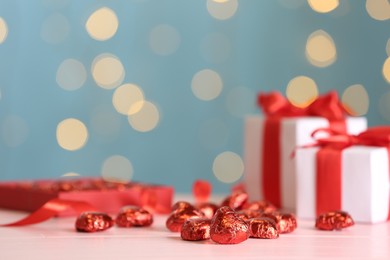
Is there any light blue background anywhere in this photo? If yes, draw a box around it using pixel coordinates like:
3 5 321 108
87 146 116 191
0 0 389 193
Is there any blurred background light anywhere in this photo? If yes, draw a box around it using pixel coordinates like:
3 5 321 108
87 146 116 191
56 59 87 91
0 17 8 44
286 76 318 108
86 7 118 41
213 151 244 183
56 118 88 151
306 30 337 67
307 0 339 13
342 84 369 116
91 53 125 89
191 69 223 101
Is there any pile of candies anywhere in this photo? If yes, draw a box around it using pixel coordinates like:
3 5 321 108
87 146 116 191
75 180 354 243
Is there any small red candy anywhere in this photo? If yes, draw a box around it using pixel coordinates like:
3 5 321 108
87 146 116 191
220 191 248 211
236 209 262 221
195 202 219 219
115 206 153 227
315 211 354 231
75 212 114 232
181 218 211 241
210 206 249 244
247 217 279 239
192 179 212 203
261 212 297 234
171 201 195 214
243 200 277 213
166 208 204 232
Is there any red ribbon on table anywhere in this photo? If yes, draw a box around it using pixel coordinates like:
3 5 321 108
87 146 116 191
1 198 96 227
307 127 390 218
257 91 349 208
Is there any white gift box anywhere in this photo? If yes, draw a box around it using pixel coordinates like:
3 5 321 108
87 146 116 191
295 146 390 223
243 115 367 211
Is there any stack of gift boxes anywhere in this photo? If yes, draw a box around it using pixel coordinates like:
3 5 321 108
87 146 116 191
243 91 390 224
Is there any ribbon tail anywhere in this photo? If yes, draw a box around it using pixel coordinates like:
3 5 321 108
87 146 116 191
2 198 96 227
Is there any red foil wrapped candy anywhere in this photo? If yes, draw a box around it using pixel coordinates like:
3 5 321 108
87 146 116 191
181 218 211 241
115 206 153 227
75 212 114 232
261 212 297 234
220 191 248 211
243 200 277 213
247 217 279 239
210 206 249 244
195 202 219 219
166 208 204 232
315 211 354 231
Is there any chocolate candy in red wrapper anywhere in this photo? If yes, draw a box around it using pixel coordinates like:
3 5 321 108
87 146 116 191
220 191 248 211
210 206 249 244
181 218 211 241
247 217 279 239
261 212 297 234
171 201 195 214
243 200 277 213
115 206 153 227
236 209 262 221
75 212 114 232
315 211 354 231
166 208 204 232
195 202 219 219
192 179 212 203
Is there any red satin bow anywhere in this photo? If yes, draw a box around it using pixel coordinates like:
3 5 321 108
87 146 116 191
308 126 390 218
311 126 390 149
257 91 348 208
258 90 348 120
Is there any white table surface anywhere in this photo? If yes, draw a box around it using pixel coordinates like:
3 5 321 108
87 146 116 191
1 196 390 260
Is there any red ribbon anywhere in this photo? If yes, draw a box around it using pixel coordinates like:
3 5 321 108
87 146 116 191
258 91 348 208
308 127 390 219
1 199 96 227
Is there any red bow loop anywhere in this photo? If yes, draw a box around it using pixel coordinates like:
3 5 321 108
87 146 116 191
257 92 302 117
257 91 348 120
306 91 347 120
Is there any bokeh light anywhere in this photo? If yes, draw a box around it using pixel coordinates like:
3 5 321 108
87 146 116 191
306 30 337 67
112 83 145 115
101 155 133 183
307 0 339 13
56 118 88 151
91 53 125 89
56 59 87 91
379 91 390 121
286 76 319 108
341 84 369 116
128 100 160 132
366 0 390 21
198 119 229 149
41 13 70 44
213 151 244 183
90 104 122 140
207 0 239 20
225 86 256 117
383 56 390 83
86 7 118 41
1 115 29 148
200 32 231 63
0 17 8 44
149 24 181 56
191 69 223 101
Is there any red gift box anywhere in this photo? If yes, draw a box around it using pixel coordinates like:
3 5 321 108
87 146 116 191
0 177 174 216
